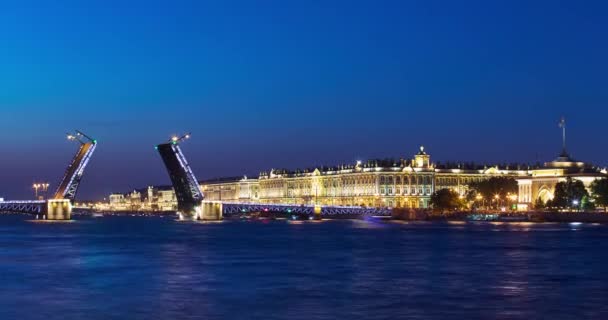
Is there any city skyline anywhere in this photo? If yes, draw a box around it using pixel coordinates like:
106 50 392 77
2 3 608 319
2 1 608 200
5 122 605 202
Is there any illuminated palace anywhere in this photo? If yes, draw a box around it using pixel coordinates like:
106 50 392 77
198 146 532 209
104 144 606 212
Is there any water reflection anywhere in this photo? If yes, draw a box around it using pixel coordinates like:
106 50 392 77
0 215 607 319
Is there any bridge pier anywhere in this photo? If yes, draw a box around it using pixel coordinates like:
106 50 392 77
0 199 72 220
45 199 72 220
314 205 322 220
201 201 223 220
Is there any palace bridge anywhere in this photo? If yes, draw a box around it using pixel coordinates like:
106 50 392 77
1 130 387 220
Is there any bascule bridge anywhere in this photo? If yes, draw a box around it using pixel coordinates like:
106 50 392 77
156 134 221 220
0 131 97 220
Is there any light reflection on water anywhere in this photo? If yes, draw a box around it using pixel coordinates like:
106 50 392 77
0 214 607 319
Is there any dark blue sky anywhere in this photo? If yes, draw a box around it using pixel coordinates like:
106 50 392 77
1 0 607 200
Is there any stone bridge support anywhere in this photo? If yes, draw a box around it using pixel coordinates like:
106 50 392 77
201 201 223 220
46 199 72 220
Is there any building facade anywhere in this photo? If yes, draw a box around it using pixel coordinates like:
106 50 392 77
108 190 142 211
517 151 607 207
122 146 536 211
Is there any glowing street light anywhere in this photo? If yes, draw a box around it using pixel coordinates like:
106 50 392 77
169 133 192 144
33 183 40 199
41 183 50 199
33 182 50 200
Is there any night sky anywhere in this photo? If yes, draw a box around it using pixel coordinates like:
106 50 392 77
1 0 607 200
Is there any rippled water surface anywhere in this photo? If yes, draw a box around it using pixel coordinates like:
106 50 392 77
0 215 607 319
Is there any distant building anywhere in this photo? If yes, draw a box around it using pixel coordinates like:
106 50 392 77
109 193 126 210
517 151 606 208
127 190 142 210
516 119 607 209
108 191 143 211
199 177 241 201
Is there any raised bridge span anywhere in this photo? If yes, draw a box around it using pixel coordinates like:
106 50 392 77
157 134 392 221
0 131 97 220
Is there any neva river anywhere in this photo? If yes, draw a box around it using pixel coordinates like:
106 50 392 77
1 215 607 320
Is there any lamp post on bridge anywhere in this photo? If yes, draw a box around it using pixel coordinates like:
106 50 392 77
42 183 50 200
33 183 40 199
33 182 51 200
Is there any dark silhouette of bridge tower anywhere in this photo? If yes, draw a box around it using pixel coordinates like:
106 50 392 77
157 134 219 220
0 131 97 220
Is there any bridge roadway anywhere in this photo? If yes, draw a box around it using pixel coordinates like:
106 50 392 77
0 199 73 219
200 201 392 220
0 200 46 214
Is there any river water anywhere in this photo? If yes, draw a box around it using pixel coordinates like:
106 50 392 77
0 214 607 319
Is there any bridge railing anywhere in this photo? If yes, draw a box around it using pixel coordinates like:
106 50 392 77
0 201 46 214
216 201 392 217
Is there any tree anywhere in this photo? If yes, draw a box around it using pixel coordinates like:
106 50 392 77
430 189 465 213
591 179 608 211
581 195 596 211
551 177 589 210
468 177 518 209
534 197 546 210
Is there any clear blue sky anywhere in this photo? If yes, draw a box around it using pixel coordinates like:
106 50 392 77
1 0 607 200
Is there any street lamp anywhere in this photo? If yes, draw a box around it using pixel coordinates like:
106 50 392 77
475 194 483 209
42 183 50 199
33 184 40 199
572 199 579 211
494 194 500 210
33 182 50 200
